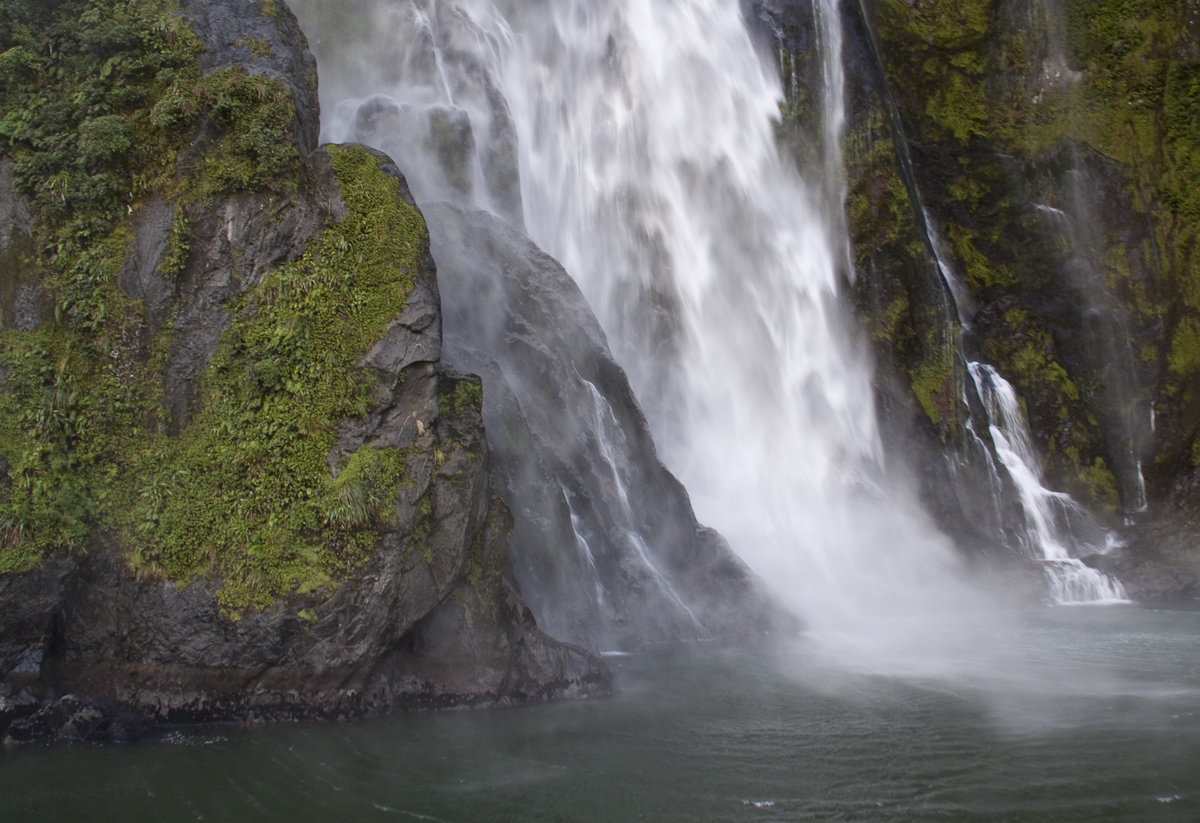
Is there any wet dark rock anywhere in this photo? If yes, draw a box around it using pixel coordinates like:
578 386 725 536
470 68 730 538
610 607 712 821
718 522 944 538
0 558 75 690
0 159 33 249
1092 511 1200 603
427 202 795 651
368 500 613 709
118 196 176 342
0 158 40 333
3 696 147 746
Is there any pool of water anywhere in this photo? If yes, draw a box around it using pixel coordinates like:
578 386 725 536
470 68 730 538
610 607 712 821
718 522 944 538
2 605 1198 821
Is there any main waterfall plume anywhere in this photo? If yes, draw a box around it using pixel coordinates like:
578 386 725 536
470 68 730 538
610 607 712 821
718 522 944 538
296 0 980 637
490 0 975 627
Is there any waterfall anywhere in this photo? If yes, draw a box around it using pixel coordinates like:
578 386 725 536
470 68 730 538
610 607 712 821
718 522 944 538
298 0 1003 635
1031 0 1149 517
923 188 1128 604
968 363 1129 604
491 0 970 625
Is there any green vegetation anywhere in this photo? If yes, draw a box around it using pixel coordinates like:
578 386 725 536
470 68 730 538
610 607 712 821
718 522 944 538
924 65 990 144
437 375 483 418
947 222 1015 291
1078 456 1120 511
0 1 431 615
873 0 995 143
911 346 956 426
859 0 1200 501
121 145 425 615
979 305 1119 509
1168 316 1200 376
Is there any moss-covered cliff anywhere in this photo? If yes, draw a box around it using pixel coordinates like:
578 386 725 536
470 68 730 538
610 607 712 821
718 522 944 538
0 0 607 742
0 0 321 599
852 0 1200 518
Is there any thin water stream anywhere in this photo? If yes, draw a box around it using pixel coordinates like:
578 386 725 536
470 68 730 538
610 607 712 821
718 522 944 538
968 363 1129 603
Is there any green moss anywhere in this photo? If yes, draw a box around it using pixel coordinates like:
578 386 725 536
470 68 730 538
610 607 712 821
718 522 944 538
948 222 1015 290
911 346 955 426
0 328 103 562
0 0 306 579
1079 456 1120 512
1168 316 1200 376
123 145 426 615
437 374 483 417
947 175 985 211
874 295 910 343
990 311 1081 402
248 36 272 58
925 69 990 143
190 66 298 197
878 0 994 50
158 206 189 279
1011 341 1079 400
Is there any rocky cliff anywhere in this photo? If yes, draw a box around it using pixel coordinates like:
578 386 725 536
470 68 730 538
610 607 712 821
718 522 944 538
759 0 1200 597
0 0 607 743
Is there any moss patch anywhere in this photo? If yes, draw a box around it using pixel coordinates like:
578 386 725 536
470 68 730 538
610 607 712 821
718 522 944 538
910 345 956 426
437 373 483 417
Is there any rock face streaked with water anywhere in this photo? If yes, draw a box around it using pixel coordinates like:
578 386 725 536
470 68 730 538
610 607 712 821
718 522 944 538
303 0 801 650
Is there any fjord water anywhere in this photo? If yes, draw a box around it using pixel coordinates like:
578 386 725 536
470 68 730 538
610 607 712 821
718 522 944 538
3 607 1199 821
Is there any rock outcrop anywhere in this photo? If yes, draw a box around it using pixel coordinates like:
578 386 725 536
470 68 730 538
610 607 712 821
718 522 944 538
0 0 607 743
428 203 791 651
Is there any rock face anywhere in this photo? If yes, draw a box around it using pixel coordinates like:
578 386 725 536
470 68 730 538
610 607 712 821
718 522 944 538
756 0 1200 593
0 0 607 743
1088 519 1200 603
427 203 791 651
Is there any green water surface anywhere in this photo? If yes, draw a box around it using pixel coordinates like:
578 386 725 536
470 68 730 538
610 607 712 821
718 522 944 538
2 606 1198 822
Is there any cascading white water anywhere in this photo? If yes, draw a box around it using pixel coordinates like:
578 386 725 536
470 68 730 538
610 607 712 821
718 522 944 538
301 0 1057 638
923 187 1128 605
488 0 971 626
967 363 1129 604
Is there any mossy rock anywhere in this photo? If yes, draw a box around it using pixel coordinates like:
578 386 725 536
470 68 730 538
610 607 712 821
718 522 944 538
0 1 441 615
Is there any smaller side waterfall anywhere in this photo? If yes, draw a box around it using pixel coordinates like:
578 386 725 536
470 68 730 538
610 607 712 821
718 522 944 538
968 363 1128 604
